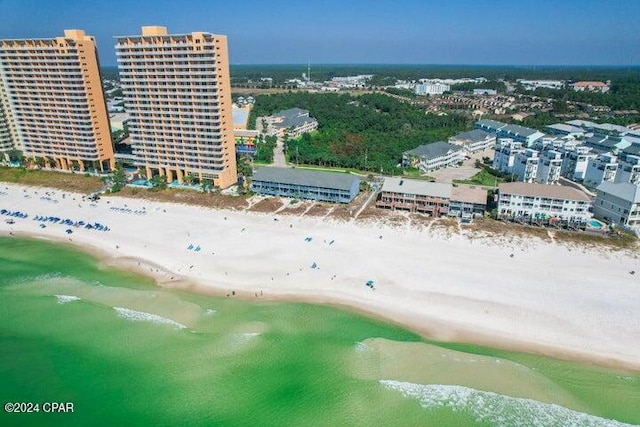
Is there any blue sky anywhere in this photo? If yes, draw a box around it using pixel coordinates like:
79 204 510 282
0 0 638 66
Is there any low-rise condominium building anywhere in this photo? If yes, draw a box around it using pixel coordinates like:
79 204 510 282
594 182 640 234
251 167 360 203
376 178 486 218
262 108 318 138
615 145 640 185
449 129 495 153
497 182 592 224
402 141 464 173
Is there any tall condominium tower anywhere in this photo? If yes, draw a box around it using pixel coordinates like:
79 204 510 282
115 26 237 188
0 30 114 171
0 80 15 154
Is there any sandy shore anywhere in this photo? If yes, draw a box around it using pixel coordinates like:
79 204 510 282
1 183 639 371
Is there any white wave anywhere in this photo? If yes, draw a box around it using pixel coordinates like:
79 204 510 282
239 332 260 341
55 294 80 304
227 332 260 346
114 307 186 329
355 341 374 352
379 380 637 427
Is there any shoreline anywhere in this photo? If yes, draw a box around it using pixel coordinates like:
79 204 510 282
2 183 640 373
8 231 640 374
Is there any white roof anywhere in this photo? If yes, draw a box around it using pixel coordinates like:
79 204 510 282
381 178 452 198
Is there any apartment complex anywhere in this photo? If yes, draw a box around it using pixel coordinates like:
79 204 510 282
570 81 610 93
251 167 360 203
594 182 640 233
115 26 236 188
377 178 452 216
448 129 495 153
260 108 318 138
616 146 640 185
376 177 487 219
415 83 450 95
497 182 592 224
493 138 524 175
0 29 114 171
402 141 463 173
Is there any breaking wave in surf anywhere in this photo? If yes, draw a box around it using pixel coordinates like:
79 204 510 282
379 380 637 427
55 294 80 304
114 307 186 329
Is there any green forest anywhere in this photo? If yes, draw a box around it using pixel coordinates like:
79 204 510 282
249 92 469 173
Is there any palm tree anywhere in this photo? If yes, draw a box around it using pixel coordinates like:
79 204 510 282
184 173 195 185
201 179 213 193
150 174 167 190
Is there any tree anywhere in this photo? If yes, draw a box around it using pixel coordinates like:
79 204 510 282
201 179 213 193
111 129 125 144
184 173 195 185
7 149 23 165
236 156 253 178
552 99 568 114
150 174 167 190
282 131 290 153
111 164 127 192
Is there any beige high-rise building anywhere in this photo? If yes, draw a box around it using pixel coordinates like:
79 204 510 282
0 78 15 154
115 26 237 188
0 29 114 171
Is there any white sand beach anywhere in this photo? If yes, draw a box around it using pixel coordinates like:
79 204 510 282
1 183 639 371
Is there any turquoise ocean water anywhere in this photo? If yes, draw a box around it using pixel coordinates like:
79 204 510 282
1 237 639 426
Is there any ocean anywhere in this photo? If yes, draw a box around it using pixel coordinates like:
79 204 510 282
1 236 638 426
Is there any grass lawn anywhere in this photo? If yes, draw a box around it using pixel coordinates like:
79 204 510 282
454 168 504 187
0 167 104 193
290 163 374 176
401 168 435 181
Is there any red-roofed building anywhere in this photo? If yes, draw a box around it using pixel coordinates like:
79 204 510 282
570 81 610 93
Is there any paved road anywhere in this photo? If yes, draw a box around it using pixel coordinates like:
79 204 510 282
271 138 288 168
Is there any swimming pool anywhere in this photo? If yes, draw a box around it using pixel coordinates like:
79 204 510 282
588 220 603 229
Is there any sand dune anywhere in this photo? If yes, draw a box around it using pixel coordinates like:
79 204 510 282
1 183 639 371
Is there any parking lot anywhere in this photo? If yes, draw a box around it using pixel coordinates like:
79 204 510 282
428 148 493 183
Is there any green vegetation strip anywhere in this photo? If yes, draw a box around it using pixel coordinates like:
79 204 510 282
454 169 504 187
0 167 104 194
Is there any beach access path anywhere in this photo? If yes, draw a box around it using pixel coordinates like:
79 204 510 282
1 183 639 372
